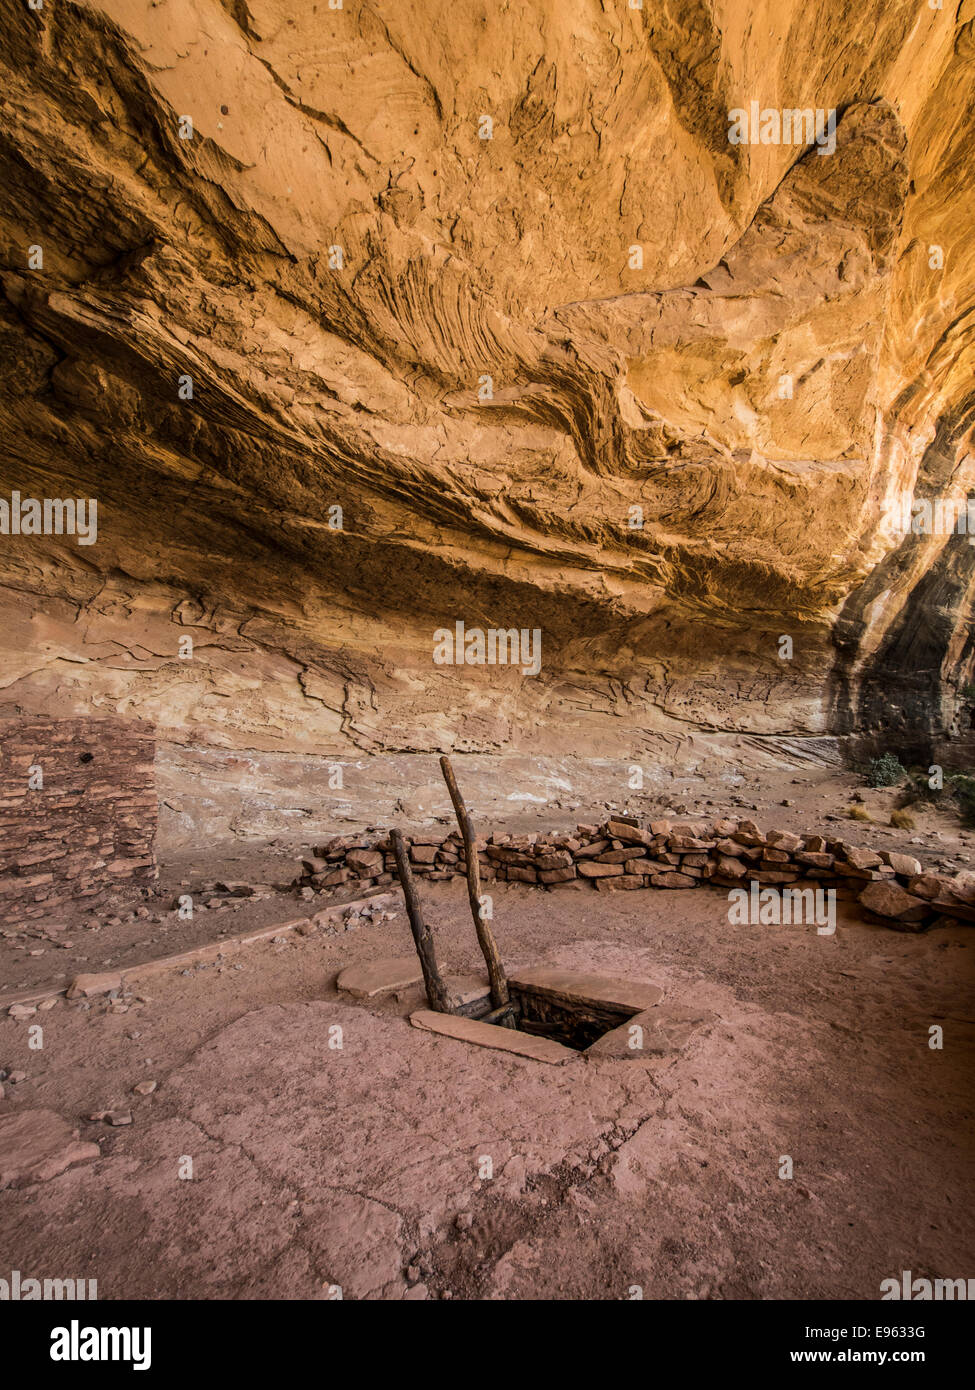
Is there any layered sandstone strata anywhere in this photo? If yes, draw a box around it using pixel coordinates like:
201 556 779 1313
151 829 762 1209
0 3 973 764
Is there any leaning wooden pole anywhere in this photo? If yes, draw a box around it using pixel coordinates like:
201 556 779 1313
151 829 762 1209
439 755 511 1017
390 828 453 1014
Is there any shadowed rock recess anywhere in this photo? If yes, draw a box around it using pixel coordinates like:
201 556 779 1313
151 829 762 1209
1 2 974 773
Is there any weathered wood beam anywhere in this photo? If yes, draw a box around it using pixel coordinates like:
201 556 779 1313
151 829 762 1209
439 754 511 1020
390 828 453 1014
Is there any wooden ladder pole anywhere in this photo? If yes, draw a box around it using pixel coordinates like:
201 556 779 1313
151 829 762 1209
439 755 511 1018
390 828 453 1014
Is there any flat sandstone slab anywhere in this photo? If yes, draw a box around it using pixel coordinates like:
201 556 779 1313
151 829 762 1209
508 966 663 1014
0 1110 100 1190
409 1010 576 1065
444 973 491 1010
586 1006 716 1060
337 955 425 998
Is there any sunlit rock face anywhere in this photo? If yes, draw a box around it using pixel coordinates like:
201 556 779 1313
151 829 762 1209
0 0 973 767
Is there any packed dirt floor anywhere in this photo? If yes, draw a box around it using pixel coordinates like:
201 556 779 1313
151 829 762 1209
2 868 973 1299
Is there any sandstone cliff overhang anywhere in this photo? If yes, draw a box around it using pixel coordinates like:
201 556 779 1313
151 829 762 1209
0 2 973 757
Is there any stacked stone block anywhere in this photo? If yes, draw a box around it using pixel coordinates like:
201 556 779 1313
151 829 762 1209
0 718 157 921
294 815 975 932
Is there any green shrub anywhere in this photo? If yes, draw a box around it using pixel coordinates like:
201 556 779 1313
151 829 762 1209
899 772 936 807
951 774 975 827
899 768 975 826
866 753 906 788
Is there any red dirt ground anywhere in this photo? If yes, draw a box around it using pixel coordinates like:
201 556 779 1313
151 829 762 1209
1 873 972 1300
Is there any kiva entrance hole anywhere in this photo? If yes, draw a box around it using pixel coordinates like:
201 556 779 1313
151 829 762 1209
501 985 639 1051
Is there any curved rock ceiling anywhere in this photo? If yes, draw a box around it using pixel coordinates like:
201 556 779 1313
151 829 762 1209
1 0 973 762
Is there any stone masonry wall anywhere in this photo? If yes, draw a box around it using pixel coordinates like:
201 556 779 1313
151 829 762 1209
294 816 975 932
0 718 157 923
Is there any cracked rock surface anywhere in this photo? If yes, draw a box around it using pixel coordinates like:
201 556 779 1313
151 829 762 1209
1 880 971 1298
